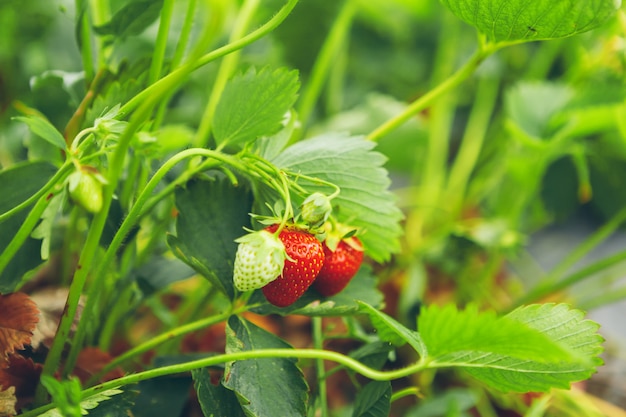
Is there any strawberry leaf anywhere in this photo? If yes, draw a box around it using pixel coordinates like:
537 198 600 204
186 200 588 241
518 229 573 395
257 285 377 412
192 368 246 417
0 293 39 361
352 381 391 417
223 316 308 417
168 177 253 299
12 115 67 150
213 67 299 148
93 0 164 38
273 133 403 263
418 303 604 393
439 0 619 43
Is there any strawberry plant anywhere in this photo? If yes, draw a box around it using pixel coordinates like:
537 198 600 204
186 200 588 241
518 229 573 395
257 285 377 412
0 0 624 416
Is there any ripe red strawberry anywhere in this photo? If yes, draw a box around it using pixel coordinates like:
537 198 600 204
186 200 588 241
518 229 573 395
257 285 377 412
313 237 363 297
262 224 324 307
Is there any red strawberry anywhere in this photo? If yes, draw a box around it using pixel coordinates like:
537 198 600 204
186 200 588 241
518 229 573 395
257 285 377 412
313 237 363 297
261 224 325 307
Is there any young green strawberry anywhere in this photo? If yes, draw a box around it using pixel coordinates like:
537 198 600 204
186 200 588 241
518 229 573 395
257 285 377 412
262 224 325 307
233 229 286 292
313 236 363 297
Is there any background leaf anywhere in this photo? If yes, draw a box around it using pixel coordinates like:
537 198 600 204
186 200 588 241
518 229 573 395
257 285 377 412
351 380 391 417
94 0 165 38
168 177 253 299
273 133 403 263
250 264 383 316
439 0 619 43
213 67 299 147
223 316 308 417
0 161 58 293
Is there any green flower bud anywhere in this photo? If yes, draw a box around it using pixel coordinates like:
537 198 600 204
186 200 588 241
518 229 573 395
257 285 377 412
300 192 332 227
68 169 104 214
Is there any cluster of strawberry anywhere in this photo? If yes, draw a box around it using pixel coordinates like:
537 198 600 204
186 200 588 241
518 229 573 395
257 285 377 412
233 223 363 307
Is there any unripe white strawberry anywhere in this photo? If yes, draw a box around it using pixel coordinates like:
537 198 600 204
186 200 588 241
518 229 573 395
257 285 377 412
233 229 286 292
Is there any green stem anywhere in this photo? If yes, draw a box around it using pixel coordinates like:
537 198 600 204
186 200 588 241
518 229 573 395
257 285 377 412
549 205 626 281
0 194 51 277
65 148 248 374
296 0 356 131
194 0 260 148
170 0 197 68
26 350 432 417
88 0 111 65
367 46 494 142
119 0 300 119
36 96 156 403
148 0 175 85
390 387 420 403
152 0 199 127
511 205 626 308
446 75 500 213
76 0 95 84
512 246 626 309
313 317 328 417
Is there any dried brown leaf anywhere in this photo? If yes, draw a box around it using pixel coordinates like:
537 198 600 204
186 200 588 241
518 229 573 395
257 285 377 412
73 347 124 384
30 288 84 349
0 354 41 412
0 386 16 417
0 293 39 361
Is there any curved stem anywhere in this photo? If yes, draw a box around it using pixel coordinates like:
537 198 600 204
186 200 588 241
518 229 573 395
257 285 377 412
65 148 252 374
0 194 51 277
367 47 494 142
0 161 72 223
23 349 430 417
86 304 250 386
119 0 300 119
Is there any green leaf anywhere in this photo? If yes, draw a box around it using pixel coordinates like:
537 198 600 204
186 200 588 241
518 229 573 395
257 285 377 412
94 0 164 38
31 190 64 260
439 0 619 43
418 303 574 362
133 256 196 297
168 177 253 299
193 368 247 417
352 381 391 417
131 375 192 417
0 161 58 293
419 303 604 393
273 133 403 263
213 67 300 147
13 115 67 150
224 316 309 417
357 301 426 356
250 264 383 316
